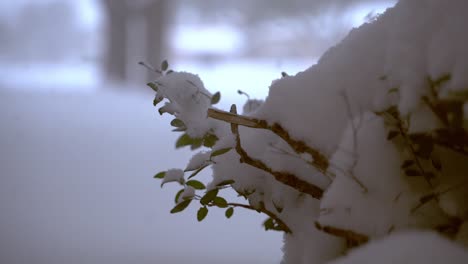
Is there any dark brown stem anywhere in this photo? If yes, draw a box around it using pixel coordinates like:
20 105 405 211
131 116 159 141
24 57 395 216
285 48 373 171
314 222 369 247
226 105 324 199
207 108 329 172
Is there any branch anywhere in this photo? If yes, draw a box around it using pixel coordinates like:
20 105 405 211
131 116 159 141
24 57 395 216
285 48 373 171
227 105 324 199
314 222 369 247
207 108 329 172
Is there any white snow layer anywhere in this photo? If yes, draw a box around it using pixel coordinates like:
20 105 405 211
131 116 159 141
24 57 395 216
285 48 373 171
150 0 468 263
328 231 468 264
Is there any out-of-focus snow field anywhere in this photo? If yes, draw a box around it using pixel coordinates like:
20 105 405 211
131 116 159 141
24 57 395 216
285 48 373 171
0 59 313 264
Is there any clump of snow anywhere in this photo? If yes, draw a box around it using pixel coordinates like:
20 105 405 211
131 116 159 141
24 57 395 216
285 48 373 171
155 72 214 138
328 231 468 264
185 151 211 171
161 169 185 186
180 186 196 201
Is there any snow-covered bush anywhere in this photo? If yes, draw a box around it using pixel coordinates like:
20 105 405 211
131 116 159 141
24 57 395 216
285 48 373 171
146 0 468 263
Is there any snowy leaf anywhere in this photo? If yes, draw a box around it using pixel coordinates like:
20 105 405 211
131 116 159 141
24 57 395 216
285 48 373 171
211 92 221 105
187 164 210 179
203 134 218 148
161 60 169 71
200 189 218 205
170 199 191 214
174 189 184 204
176 134 202 149
197 207 208 222
153 96 163 107
158 107 167 115
216 180 235 187
153 171 166 179
185 152 211 172
146 82 158 92
225 207 234 219
210 148 232 158
212 197 228 208
186 180 206 190
170 119 185 128
161 169 184 187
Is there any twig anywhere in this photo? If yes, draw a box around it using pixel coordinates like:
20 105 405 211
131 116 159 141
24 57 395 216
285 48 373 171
340 91 368 193
207 108 329 172
314 222 369 247
228 105 324 199
224 202 292 234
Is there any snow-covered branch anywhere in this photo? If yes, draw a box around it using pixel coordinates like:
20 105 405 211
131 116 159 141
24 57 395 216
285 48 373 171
228 104 324 199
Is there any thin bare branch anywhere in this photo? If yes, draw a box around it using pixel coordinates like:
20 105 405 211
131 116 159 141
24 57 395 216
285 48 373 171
207 107 329 172
227 105 324 199
314 222 369 247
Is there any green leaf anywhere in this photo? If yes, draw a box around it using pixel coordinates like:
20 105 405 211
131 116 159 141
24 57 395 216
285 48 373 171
172 127 186 132
197 207 208 222
211 92 221 105
176 134 197 148
161 60 169 71
147 82 158 92
186 180 206 190
187 164 210 179
387 130 399 140
174 189 184 204
401 160 414 169
211 148 232 158
225 207 234 219
216 180 235 187
154 171 166 179
170 199 192 214
158 106 169 115
263 218 275 231
203 134 218 148
153 96 163 107
190 138 204 150
170 119 185 128
200 189 218 205
213 197 228 208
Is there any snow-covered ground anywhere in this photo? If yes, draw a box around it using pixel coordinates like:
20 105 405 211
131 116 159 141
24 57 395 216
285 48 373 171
0 89 283 264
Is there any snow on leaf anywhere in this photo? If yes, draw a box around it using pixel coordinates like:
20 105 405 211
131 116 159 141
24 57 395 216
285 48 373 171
161 169 184 187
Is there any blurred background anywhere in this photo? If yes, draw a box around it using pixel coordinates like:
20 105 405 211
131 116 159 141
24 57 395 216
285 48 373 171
0 0 395 263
